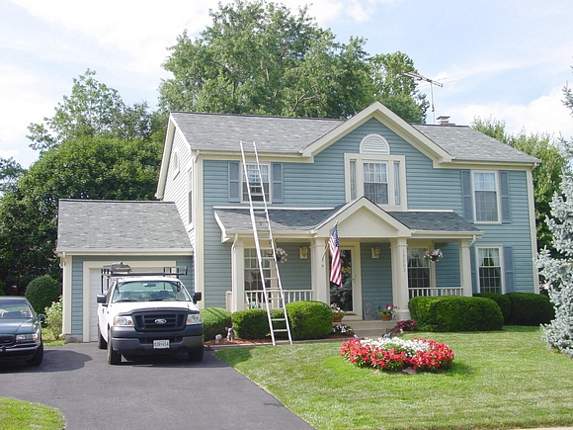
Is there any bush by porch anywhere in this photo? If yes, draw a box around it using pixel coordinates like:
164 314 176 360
216 327 573 430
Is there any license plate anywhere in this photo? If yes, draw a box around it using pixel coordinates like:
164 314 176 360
153 339 170 349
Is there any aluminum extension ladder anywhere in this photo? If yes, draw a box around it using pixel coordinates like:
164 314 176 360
239 140 293 346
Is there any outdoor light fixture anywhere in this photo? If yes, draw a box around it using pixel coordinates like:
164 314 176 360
299 246 309 260
371 247 381 259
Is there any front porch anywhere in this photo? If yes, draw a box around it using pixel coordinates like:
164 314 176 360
217 198 479 320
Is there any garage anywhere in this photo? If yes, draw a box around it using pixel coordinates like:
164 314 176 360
56 200 194 342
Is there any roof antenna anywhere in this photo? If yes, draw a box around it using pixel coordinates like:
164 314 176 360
402 71 444 123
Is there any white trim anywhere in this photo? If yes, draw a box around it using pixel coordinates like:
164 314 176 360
301 102 452 162
410 230 481 239
194 156 205 300
337 242 363 319
526 169 540 293
155 118 177 199
435 160 537 170
213 205 334 211
344 153 407 210
62 255 72 336
459 239 473 296
474 245 505 294
82 260 176 342
407 208 454 212
57 248 193 256
471 170 502 224
195 150 314 163
186 165 193 228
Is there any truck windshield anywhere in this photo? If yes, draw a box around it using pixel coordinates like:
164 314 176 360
111 281 191 303
0 301 34 320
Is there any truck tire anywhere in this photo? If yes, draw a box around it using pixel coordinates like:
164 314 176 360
188 345 204 362
107 329 122 365
98 326 107 350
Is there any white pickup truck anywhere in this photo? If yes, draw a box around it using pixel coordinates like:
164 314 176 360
96 265 203 365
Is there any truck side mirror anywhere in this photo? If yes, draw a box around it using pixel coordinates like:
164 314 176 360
96 294 107 304
192 292 202 304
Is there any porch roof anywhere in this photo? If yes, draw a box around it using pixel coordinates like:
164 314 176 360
214 202 479 240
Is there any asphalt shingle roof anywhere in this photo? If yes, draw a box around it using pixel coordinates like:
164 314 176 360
171 112 537 164
57 200 192 252
214 207 478 234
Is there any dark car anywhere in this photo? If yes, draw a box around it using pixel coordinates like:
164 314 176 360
0 297 44 366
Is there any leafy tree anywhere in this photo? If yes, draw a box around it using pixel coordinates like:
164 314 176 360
159 0 425 122
0 136 161 287
28 70 161 151
370 52 428 123
0 157 25 195
472 117 565 251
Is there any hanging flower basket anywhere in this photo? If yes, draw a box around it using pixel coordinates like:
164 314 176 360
424 249 443 263
275 247 288 263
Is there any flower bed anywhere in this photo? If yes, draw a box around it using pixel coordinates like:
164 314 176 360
340 337 454 372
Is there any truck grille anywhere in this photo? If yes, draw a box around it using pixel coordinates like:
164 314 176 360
133 312 186 331
0 335 15 347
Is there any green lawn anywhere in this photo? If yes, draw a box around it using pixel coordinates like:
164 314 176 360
216 327 573 430
0 397 64 430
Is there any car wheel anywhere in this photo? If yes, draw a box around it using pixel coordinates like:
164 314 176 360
98 326 107 350
107 329 121 365
29 343 44 367
188 345 204 362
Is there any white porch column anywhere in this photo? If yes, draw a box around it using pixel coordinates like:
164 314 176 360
459 239 473 297
61 255 72 338
391 238 410 320
231 237 245 311
311 238 329 304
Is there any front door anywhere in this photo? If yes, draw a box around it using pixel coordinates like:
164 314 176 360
330 246 361 317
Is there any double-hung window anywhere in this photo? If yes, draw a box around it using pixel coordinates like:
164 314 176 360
473 171 499 222
242 163 270 202
345 154 406 209
477 247 503 294
407 248 431 290
363 161 388 204
244 248 272 291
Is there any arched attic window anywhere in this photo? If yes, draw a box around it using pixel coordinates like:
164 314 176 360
360 134 390 155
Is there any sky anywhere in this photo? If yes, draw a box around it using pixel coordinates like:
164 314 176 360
1 0 572 166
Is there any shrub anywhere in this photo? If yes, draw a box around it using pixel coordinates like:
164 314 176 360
340 337 454 372
409 296 503 332
0 280 5 296
506 292 554 325
474 293 512 323
45 298 63 339
201 307 232 340
25 275 61 314
231 309 269 339
286 301 332 340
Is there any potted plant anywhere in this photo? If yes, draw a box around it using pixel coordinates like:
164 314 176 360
331 304 344 323
379 304 395 321
275 247 288 263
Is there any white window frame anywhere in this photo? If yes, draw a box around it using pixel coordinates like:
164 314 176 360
344 153 407 210
172 151 180 178
240 162 272 204
407 244 437 290
471 170 501 224
244 247 276 290
475 245 505 294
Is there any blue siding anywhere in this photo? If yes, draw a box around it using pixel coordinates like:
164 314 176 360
201 118 536 307
276 242 311 290
361 243 392 320
70 255 193 336
435 242 461 289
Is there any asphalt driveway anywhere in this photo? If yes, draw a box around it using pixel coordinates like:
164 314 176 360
0 344 312 430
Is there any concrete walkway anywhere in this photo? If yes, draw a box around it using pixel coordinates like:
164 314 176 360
0 344 312 430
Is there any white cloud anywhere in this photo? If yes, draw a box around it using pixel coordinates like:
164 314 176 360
0 64 56 165
445 87 573 139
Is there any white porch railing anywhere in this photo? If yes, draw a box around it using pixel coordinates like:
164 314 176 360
245 289 314 309
408 287 464 299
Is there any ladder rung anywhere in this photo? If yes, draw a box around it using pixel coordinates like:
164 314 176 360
271 318 286 322
273 329 289 333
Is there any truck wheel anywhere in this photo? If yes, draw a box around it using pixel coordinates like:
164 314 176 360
29 344 44 367
98 326 107 350
188 345 204 362
107 329 122 365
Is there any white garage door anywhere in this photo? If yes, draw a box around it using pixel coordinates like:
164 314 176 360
88 266 165 342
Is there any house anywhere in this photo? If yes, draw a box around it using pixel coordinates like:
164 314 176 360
56 102 539 342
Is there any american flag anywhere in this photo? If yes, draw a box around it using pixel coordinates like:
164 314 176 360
329 225 342 286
